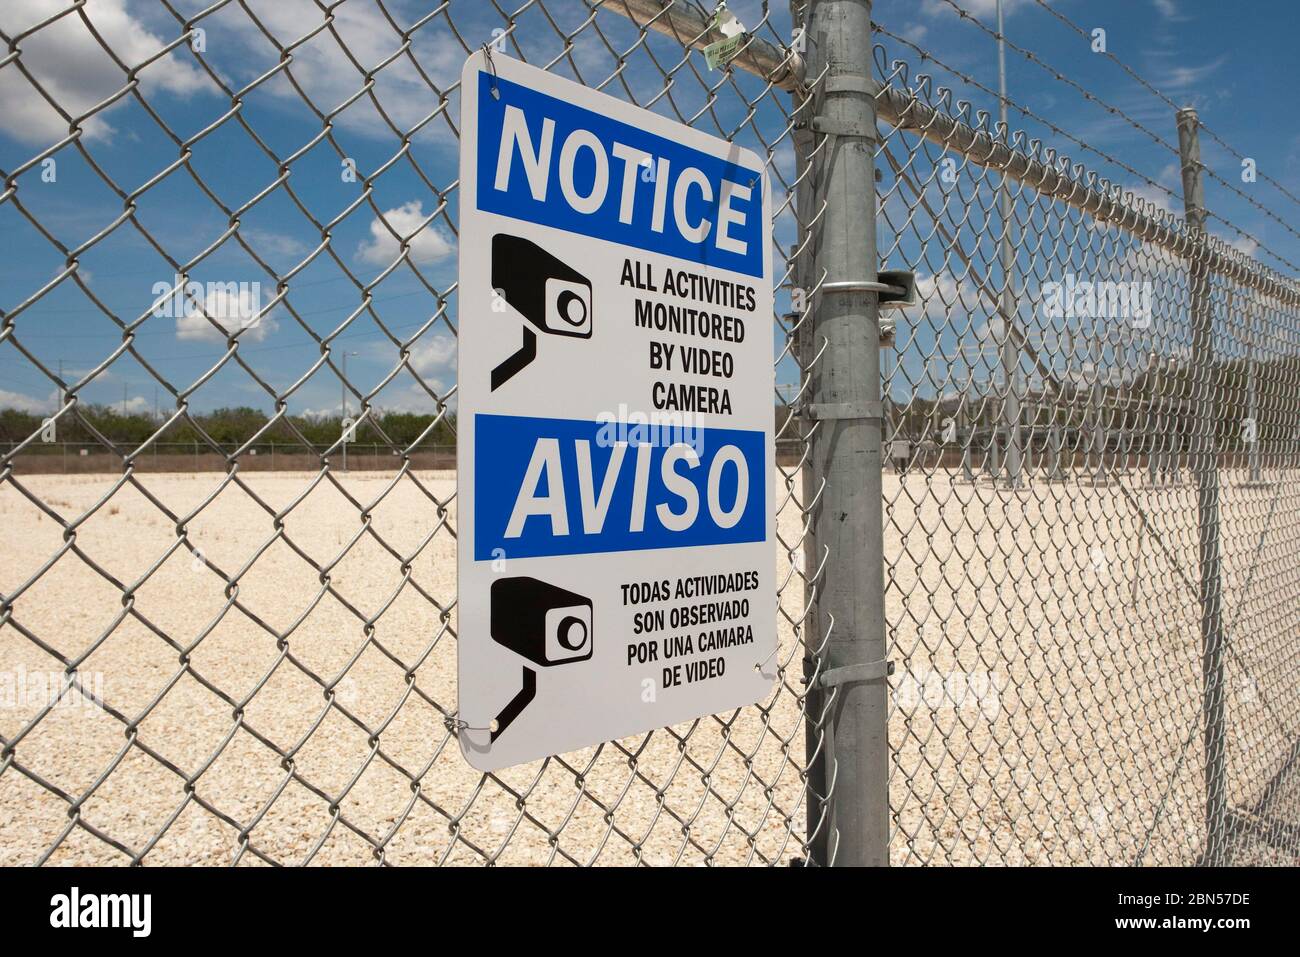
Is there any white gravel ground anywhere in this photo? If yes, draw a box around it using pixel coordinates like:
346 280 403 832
1 467 1296 865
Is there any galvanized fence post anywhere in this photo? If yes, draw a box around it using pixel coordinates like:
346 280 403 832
802 0 889 866
1176 106 1229 865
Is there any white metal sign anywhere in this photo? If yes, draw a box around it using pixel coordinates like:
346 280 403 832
457 51 776 771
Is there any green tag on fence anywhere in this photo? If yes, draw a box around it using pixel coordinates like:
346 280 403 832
703 33 745 70
703 4 746 70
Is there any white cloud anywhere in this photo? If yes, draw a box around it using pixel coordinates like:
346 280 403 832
175 282 277 342
1129 183 1177 217
0 387 151 417
241 227 310 262
0 387 55 414
118 395 152 415
408 334 456 391
299 406 342 420
0 0 208 145
0 0 467 149
1124 161 1182 218
913 271 981 327
1157 55 1229 92
357 201 454 267
51 265 93 286
212 0 464 140
1153 0 1183 20
1224 234 1259 258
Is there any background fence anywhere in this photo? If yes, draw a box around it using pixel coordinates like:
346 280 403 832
3 442 457 472
1 0 1297 866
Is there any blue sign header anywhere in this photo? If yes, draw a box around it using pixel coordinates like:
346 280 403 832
475 71 765 279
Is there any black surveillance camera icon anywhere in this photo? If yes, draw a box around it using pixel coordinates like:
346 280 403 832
490 234 593 391
488 577 592 741
492 577 593 666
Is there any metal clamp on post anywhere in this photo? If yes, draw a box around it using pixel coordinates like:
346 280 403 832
811 77 878 139
821 279 902 296
823 75 875 97
818 659 895 689
876 269 916 308
820 271 915 309
815 276 909 347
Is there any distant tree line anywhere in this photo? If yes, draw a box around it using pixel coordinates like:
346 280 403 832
4 349 1297 456
0 405 458 452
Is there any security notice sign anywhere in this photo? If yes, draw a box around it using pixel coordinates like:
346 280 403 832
457 51 776 772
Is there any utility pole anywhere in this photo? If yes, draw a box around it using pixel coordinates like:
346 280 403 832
1177 106 1228 866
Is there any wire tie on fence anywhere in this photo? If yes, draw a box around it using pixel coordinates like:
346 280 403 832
818 659 894 688
446 715 498 735
753 644 780 674
482 43 500 100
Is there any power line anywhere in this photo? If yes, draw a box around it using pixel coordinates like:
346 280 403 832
936 0 1181 157
1031 0 1300 218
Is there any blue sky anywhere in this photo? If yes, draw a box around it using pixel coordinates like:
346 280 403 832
1 0 1297 422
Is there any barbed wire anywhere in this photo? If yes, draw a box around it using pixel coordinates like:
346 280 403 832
937 0 1300 278
1197 171 1300 271
935 0 1181 157
871 22 1181 209
1030 0 1300 218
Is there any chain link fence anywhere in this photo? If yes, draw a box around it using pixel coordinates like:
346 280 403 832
869 6 1300 864
0 0 1296 866
1 0 821 867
